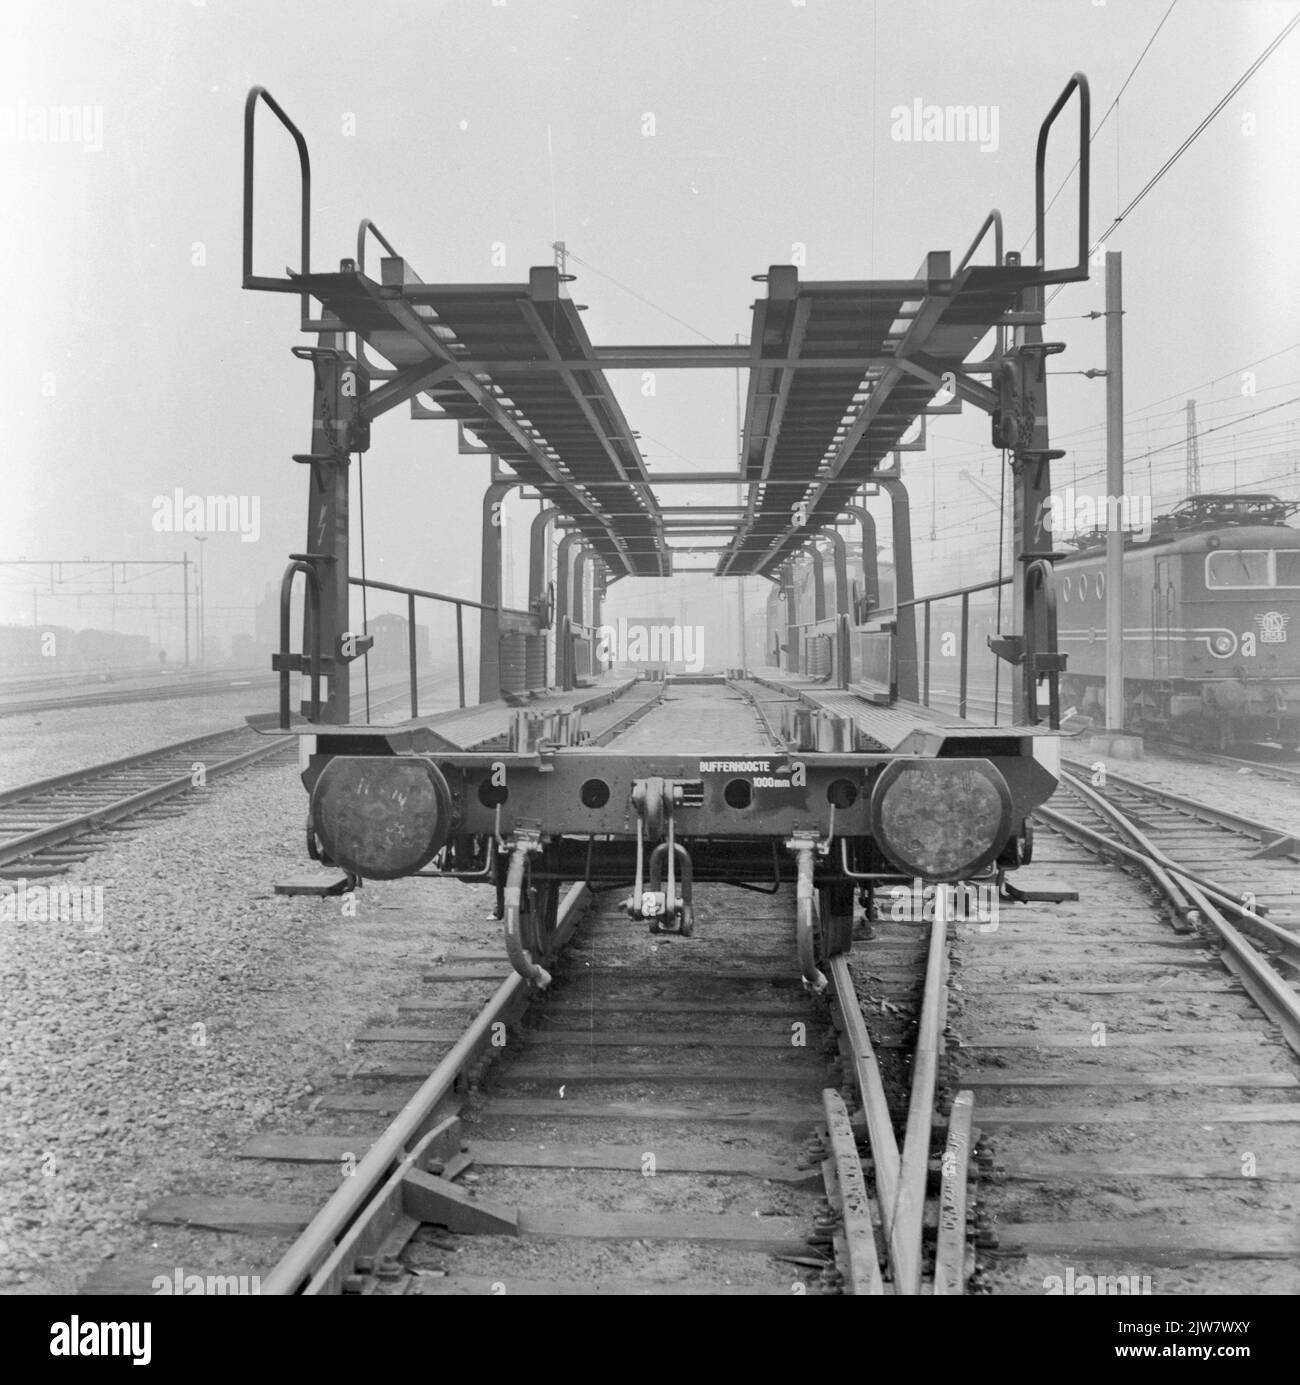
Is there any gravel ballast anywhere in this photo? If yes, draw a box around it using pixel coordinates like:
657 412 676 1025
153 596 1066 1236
0 755 490 1294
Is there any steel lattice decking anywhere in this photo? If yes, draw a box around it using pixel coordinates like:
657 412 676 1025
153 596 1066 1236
285 263 667 578
718 261 1039 577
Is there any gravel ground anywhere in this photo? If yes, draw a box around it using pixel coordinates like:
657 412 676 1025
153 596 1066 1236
0 755 488 1294
0 691 280 793
0 676 447 793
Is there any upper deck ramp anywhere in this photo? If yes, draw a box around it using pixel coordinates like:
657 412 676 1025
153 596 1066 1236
284 259 668 578
717 260 1042 578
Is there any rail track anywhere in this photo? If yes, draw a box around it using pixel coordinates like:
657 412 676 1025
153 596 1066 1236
928 682 1300 786
0 668 283 718
951 770 1300 1293
77 742 1300 1296
1149 740 1300 786
0 679 449 878
91 878 973 1297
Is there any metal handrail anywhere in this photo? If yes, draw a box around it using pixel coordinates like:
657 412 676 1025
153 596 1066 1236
242 87 311 300
955 209 1003 274
1034 72 1091 283
355 218 399 275
353 220 403 381
348 575 537 714
277 560 321 728
895 575 1010 610
348 573 530 618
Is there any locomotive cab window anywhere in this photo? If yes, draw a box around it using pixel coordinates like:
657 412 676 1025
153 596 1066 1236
1277 551 1300 588
1205 550 1276 588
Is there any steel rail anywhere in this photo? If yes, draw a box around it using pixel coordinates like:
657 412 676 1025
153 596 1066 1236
1043 777 1300 1057
824 955 900 1233
0 738 297 869
933 1089 975 1295
1047 773 1300 965
1060 756 1300 854
263 883 589 1295
1152 740 1300 786
0 727 267 809
0 680 436 869
0 672 283 719
819 1088 884 1295
889 911 948 1295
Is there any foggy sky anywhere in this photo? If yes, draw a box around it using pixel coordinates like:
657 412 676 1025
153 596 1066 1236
4 0 1298 649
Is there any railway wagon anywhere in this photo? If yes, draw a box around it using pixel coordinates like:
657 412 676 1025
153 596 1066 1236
1056 494 1300 747
244 74 1093 989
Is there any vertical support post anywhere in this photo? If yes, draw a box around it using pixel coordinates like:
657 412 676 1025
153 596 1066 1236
297 342 368 724
528 505 559 610
781 562 798 673
528 505 559 688
1005 271 1062 727
810 548 827 623
1104 251 1125 730
959 590 970 719
842 504 879 616
182 556 190 669
592 562 606 635
554 534 581 686
922 601 931 707
574 549 593 628
478 476 513 705
819 530 850 617
407 590 418 719
455 603 465 708
878 475 918 701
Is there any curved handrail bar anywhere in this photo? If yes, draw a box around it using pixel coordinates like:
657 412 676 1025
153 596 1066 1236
242 87 311 291
956 209 1003 275
352 219 403 381
1034 73 1091 282
277 559 322 729
356 218 400 276
1025 557 1059 622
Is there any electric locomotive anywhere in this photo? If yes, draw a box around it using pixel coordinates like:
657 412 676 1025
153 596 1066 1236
1056 494 1300 747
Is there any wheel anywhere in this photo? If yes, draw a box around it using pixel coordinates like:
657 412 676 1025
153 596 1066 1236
679 904 694 938
818 882 855 958
531 879 561 959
